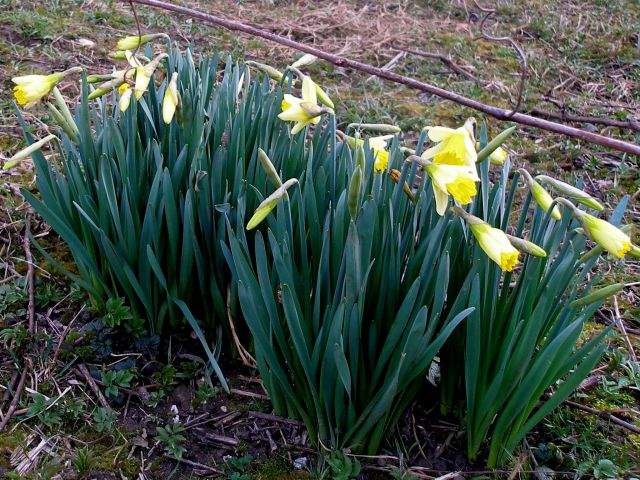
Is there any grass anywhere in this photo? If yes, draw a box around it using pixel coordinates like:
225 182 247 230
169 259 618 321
0 0 638 477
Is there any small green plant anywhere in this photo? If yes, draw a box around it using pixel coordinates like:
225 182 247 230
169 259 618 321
103 297 144 337
26 392 62 428
155 422 186 460
71 446 96 477
222 454 254 480
152 364 177 391
326 452 360 480
93 407 117 432
146 389 166 408
101 368 136 398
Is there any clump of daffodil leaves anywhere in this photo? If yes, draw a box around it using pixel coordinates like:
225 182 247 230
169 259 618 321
7 34 637 469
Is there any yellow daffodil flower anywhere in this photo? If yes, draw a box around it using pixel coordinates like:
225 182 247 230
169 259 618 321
519 169 561 220
126 51 167 100
424 163 477 215
421 122 478 176
453 207 519 272
581 213 631 259
278 75 325 135
470 222 520 272
12 67 81 108
119 83 133 112
162 72 179 124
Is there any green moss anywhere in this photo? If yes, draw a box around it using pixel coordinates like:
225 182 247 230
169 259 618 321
251 457 313 480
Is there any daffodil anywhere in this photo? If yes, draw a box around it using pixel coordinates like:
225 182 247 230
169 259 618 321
424 163 477 215
519 169 561 220
470 222 520 272
126 51 167 100
162 72 179 124
453 207 519 272
278 75 325 134
421 122 478 176
119 83 133 112
342 134 393 173
581 213 631 259
12 67 81 108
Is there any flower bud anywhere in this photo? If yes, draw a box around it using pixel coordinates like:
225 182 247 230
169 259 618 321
348 166 363 220
247 178 298 230
476 126 516 163
258 148 283 188
519 169 561 220
570 284 624 308
536 175 604 211
290 54 318 69
505 234 547 257
116 33 167 51
246 61 285 82
3 134 58 170
347 123 402 134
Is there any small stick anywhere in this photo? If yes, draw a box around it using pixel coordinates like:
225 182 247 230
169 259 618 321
163 455 223 475
563 399 640 434
248 410 304 427
0 362 29 431
613 295 637 363
394 47 485 84
76 364 112 411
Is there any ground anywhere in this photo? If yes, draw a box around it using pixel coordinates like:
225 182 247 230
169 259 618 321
0 0 639 478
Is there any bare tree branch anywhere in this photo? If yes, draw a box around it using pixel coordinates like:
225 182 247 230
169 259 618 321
124 0 640 157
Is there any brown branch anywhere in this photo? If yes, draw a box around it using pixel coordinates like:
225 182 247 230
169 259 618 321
0 360 29 431
563 399 640 434
76 364 113 411
530 106 640 132
125 0 640 157
393 46 486 84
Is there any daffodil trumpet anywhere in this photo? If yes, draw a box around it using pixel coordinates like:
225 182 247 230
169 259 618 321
556 198 631 259
518 169 561 221
12 67 83 108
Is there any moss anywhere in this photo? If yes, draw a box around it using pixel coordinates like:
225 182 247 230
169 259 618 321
0 429 28 469
251 457 313 480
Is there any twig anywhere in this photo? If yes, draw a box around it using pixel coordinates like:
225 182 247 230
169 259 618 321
23 211 36 334
0 360 29 431
76 364 113 411
163 454 223 475
563 399 640 434
226 287 256 368
394 46 486 84
530 106 640 132
613 295 637 363
473 0 527 116
248 410 305 427
125 0 640 157
230 388 269 400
